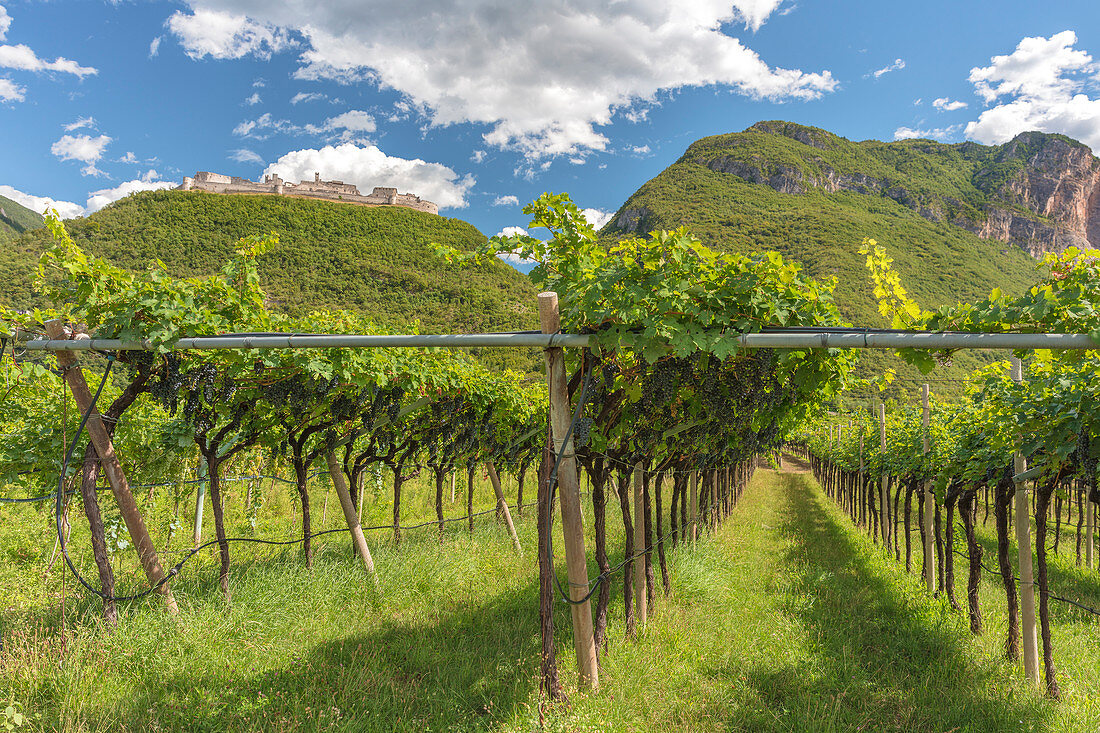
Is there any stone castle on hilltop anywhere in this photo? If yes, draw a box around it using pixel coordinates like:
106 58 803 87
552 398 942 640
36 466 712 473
178 171 438 215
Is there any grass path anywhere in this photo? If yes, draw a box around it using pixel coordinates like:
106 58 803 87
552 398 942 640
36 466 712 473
543 463 1059 732
6 463 1096 731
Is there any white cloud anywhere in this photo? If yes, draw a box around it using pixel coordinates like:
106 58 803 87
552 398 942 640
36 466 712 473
86 178 175 213
0 184 83 219
170 0 834 158
871 58 905 78
730 0 784 31
0 5 11 42
64 116 96 131
50 133 111 176
932 97 967 112
581 207 614 230
893 125 958 141
167 8 292 60
964 31 1100 153
492 194 519 206
244 91 261 105
632 144 651 154
263 143 475 209
290 91 324 104
230 148 264 164
118 151 138 164
235 109 375 142
0 76 23 102
149 35 162 58
470 150 486 163
496 226 527 238
0 43 96 78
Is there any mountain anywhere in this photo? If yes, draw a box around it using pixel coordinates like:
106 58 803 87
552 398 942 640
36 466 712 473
0 194 44 242
3 190 539 372
604 121 1089 396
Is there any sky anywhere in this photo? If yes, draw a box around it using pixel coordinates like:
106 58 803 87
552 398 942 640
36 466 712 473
2 0 1100 265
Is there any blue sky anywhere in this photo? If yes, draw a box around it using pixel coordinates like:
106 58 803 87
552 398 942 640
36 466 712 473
2 0 1099 258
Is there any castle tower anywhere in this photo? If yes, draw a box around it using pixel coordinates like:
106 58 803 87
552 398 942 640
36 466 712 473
181 176 194 191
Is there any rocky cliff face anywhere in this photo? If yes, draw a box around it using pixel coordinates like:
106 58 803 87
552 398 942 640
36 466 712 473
699 126 1100 259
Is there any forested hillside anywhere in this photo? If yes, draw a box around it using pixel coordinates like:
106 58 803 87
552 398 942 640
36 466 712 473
604 122 1061 395
3 190 539 371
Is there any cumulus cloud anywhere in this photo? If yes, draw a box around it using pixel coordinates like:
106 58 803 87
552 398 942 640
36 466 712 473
631 144 651 154
244 91 261 105
86 178 175 213
470 150 486 163
581 208 614 230
230 148 264 164
169 0 834 158
149 35 162 58
893 125 959 141
0 5 10 42
492 194 519 206
262 143 475 209
168 8 292 60
0 184 83 219
932 97 967 112
0 76 23 102
50 133 111 176
0 43 96 78
871 58 905 78
964 31 1100 153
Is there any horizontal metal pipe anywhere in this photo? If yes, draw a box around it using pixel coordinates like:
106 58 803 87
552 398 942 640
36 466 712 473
13 330 1099 352
17 332 595 351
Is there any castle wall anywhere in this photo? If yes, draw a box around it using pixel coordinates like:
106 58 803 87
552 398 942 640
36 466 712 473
177 171 438 215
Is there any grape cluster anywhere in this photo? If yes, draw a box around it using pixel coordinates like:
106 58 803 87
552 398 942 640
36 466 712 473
573 417 593 448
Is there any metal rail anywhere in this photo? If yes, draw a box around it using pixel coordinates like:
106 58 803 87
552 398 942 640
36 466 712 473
13 329 1099 352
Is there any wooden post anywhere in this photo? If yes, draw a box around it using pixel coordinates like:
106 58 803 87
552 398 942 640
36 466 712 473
45 321 179 615
1086 496 1095 571
538 292 599 690
879 403 889 550
486 461 521 553
325 452 379 589
690 471 699 546
450 471 457 503
193 460 207 547
633 463 647 630
1011 357 1041 687
921 386 935 594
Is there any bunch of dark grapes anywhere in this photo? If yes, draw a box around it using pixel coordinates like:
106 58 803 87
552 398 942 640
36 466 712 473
573 417 593 448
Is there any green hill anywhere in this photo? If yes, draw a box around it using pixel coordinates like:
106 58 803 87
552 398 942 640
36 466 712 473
0 195 44 242
4 190 539 372
604 122 1058 398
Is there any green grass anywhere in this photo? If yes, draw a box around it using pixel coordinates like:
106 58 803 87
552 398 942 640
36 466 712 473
3 463 1099 730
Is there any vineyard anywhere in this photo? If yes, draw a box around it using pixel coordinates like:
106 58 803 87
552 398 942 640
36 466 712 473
2 195 1099 731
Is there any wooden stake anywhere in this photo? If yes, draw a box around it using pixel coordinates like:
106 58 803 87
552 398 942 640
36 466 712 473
325 452 379 589
45 321 178 615
538 292 599 691
1087 497 1095 570
879 403 890 550
486 461 521 553
633 463 647 630
1010 357 1041 687
193 460 206 547
921 386 935 594
690 471 699 547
